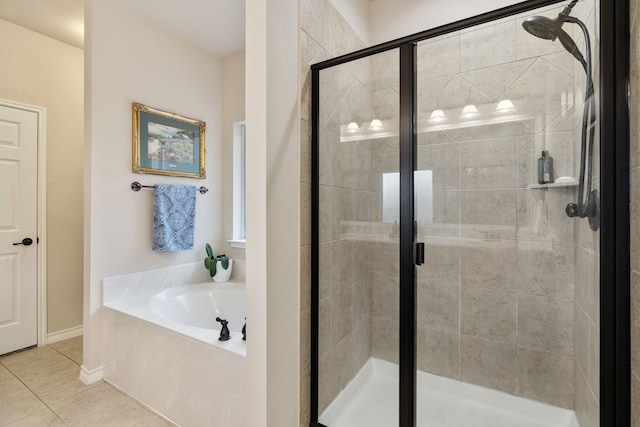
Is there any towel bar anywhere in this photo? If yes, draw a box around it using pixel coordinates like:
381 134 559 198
131 181 209 194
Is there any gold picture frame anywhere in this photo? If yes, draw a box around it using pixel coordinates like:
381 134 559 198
132 102 206 179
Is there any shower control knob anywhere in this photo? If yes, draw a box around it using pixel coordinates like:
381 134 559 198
565 203 578 218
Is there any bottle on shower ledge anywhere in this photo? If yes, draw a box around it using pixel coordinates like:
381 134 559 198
537 150 554 184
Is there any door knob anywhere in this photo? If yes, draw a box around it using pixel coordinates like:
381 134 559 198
13 238 33 246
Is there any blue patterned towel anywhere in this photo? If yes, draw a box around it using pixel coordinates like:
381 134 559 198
152 184 196 251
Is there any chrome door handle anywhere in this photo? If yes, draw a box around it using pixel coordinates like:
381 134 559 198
13 238 33 246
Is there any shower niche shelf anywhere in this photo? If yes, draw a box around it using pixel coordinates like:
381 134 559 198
528 179 578 189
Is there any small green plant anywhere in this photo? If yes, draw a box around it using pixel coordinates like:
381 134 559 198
203 243 230 278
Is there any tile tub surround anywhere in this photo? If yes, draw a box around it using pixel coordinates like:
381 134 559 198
102 259 246 304
102 262 247 426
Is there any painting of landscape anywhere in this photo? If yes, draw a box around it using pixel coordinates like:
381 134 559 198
133 102 205 178
147 121 195 165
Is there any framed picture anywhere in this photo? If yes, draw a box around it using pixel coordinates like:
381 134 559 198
132 102 206 179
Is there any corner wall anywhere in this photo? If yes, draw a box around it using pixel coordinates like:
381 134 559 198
245 0 301 425
0 18 84 335
84 0 224 374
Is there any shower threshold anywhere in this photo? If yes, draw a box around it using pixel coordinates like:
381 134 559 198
319 358 579 427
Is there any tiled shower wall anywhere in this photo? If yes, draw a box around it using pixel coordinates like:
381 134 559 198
299 0 368 423
630 0 640 426
315 50 375 411
369 5 581 409
571 1 601 425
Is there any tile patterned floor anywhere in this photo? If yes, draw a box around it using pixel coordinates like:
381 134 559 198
0 336 172 426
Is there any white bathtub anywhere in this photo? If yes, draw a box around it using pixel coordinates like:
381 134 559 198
105 281 246 356
150 283 246 333
102 268 246 426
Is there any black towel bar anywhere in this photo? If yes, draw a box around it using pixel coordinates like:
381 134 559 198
130 181 209 194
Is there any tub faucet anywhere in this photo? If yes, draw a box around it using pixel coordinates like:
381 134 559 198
242 319 246 341
216 317 230 341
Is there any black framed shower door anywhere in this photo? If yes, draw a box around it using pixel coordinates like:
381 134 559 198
309 0 630 426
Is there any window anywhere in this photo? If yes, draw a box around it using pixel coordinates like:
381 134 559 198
229 121 246 248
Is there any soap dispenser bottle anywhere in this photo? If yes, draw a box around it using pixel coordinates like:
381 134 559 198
537 150 554 184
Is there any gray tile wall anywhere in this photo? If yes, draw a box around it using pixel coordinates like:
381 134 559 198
407 6 580 410
299 0 369 421
571 1 601 424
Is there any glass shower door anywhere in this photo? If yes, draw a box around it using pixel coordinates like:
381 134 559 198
414 1 600 426
316 49 401 426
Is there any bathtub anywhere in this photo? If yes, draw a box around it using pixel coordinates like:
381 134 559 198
105 281 246 355
102 267 246 426
151 283 245 331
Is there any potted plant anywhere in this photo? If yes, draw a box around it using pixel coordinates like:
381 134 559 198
204 243 233 282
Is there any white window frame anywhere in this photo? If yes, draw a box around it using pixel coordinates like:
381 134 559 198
228 121 246 248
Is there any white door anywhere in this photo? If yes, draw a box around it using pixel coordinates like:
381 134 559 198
0 104 38 355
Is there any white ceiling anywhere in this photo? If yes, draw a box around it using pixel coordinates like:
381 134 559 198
0 0 245 58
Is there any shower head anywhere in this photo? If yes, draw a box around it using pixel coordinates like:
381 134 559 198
522 0 578 40
522 14 585 64
522 15 563 40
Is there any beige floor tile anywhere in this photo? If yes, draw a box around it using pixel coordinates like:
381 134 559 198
33 372 101 406
0 376 31 402
66 399 152 427
1 339 172 427
0 391 46 425
62 348 83 365
51 337 83 364
4 407 66 426
133 412 176 427
17 357 80 390
1 347 65 377
1 345 54 363
0 364 15 383
49 336 82 351
50 383 145 426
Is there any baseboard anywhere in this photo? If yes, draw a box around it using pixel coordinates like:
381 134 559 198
79 365 104 385
46 325 83 344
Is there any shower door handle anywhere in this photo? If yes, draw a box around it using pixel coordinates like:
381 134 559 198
414 242 425 266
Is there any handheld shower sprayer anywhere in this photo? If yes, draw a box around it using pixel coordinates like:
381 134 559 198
522 0 599 231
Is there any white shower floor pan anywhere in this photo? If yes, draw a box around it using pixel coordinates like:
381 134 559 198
320 358 579 427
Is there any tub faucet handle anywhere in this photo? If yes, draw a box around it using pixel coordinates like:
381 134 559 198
216 317 231 341
242 318 246 341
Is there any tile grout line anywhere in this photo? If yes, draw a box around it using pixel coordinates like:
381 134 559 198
2 340 170 427
0 341 87 426
0 362 68 426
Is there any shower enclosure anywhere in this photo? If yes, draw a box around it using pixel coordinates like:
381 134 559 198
310 0 630 426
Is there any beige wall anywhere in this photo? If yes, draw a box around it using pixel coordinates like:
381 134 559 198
223 51 246 261
0 18 84 335
245 0 301 425
84 0 224 373
630 1 640 425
